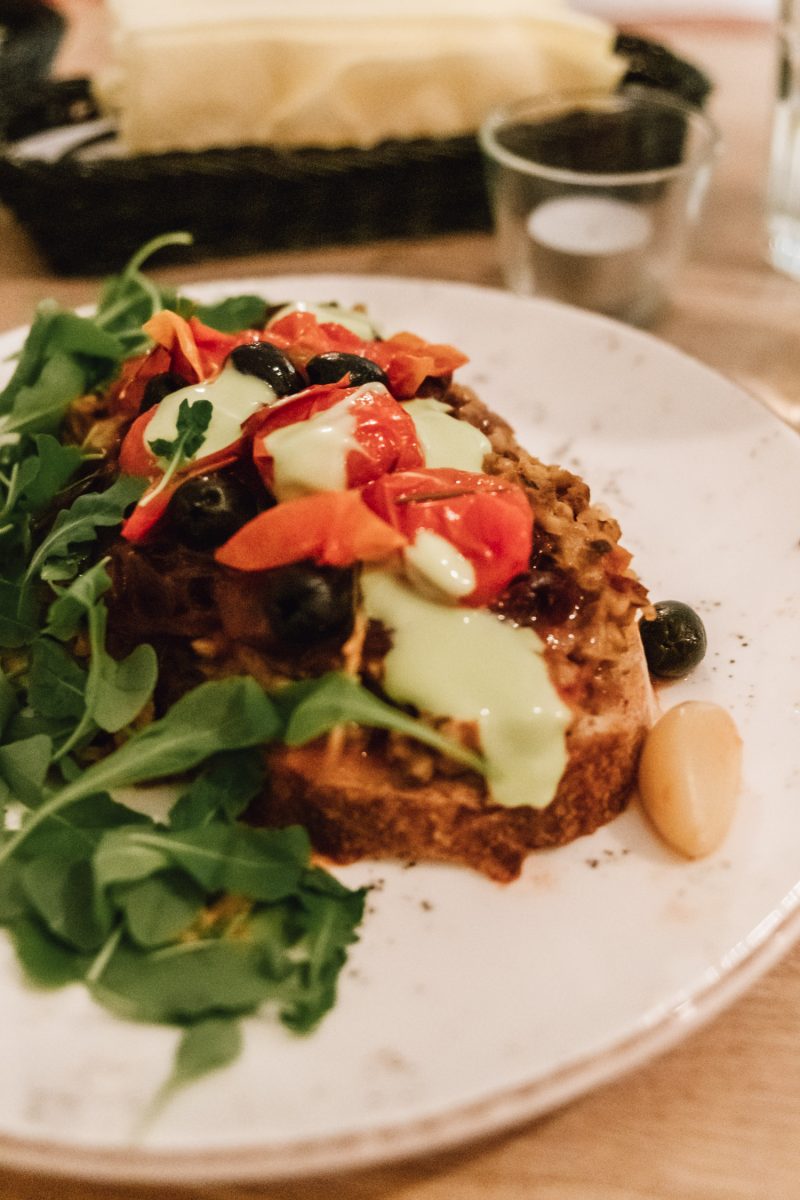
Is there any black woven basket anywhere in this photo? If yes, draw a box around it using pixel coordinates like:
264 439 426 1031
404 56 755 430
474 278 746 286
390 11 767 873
0 28 711 277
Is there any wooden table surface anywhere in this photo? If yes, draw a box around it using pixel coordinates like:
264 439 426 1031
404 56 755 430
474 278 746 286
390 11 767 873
1 13 799 1200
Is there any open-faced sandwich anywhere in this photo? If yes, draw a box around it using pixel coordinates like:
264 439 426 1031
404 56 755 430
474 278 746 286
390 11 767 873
75 287 657 882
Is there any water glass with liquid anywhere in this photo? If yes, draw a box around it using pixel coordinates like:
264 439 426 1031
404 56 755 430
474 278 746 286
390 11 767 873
479 87 720 326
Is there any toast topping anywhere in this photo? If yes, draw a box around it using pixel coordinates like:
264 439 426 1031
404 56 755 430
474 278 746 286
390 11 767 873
402 397 491 471
361 567 570 808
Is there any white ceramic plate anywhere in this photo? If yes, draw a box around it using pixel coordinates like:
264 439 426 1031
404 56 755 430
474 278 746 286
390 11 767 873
1 276 798 1185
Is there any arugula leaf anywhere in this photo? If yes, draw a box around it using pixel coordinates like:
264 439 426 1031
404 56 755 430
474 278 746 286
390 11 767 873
135 1016 243 1137
24 475 146 586
0 572 38 648
0 668 18 737
91 938 276 1024
0 734 52 807
0 309 126 442
168 749 264 831
93 232 192 351
279 671 486 775
171 1017 243 1083
0 676 280 866
192 295 268 332
45 559 111 641
0 436 83 550
6 914 91 988
115 870 206 950
38 562 158 762
14 435 84 514
94 823 309 901
281 882 366 1033
148 397 212 465
19 854 113 953
12 793 150 863
27 637 88 720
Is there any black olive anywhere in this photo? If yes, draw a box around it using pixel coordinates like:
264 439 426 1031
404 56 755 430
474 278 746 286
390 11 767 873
306 352 388 388
640 600 707 679
141 371 190 412
228 342 304 396
165 472 260 551
263 564 355 644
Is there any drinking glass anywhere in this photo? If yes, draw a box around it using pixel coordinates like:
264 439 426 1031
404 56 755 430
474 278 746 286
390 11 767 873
479 87 720 325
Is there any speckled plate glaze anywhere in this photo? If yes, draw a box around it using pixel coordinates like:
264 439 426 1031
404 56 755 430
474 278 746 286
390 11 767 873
1 276 798 1186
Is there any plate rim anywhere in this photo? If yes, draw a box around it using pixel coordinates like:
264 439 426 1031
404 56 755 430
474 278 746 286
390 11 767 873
0 273 798 1186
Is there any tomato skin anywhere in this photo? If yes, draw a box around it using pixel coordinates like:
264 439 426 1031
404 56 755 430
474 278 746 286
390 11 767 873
214 490 406 571
366 333 468 399
118 407 159 477
143 311 253 382
260 312 364 366
108 346 173 416
249 381 423 494
120 481 177 543
260 311 467 399
361 468 533 606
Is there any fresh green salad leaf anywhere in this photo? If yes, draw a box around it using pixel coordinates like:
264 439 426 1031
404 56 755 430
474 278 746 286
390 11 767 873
92 232 192 351
279 670 487 775
0 238 380 1132
94 823 309 900
147 396 213 489
24 474 146 585
0 570 39 648
168 749 264 830
0 676 280 864
27 637 88 720
192 295 269 332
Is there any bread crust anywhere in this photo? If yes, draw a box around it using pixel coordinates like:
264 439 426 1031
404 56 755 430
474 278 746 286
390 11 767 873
254 621 653 882
102 357 654 882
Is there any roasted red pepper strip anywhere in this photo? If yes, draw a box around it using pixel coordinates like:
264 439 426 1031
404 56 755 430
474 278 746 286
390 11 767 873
142 311 254 382
361 468 533 606
248 381 423 493
120 480 177 543
260 312 467 399
117 404 244 483
214 490 407 571
365 332 468 399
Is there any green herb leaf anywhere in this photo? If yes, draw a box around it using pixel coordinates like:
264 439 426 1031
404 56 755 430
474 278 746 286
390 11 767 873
0 734 52 807
192 295 268 332
168 749 265 831
280 671 486 775
0 572 39 648
92 631 158 735
0 677 279 866
115 870 206 949
94 824 309 901
6 914 91 988
27 637 88 720
45 559 112 641
0 307 125 439
148 397 213 463
15 435 85 514
94 232 192 349
171 1016 242 1081
24 475 147 586
136 1016 243 1138
19 854 113 953
280 879 367 1033
91 938 276 1024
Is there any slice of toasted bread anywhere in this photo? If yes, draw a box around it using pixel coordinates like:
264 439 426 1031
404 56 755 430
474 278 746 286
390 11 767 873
254 620 653 882
103 329 653 882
